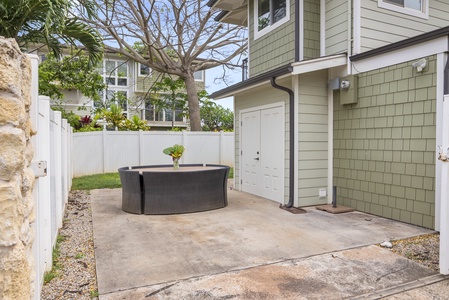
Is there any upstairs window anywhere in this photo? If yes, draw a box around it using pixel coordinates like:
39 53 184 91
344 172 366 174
194 70 204 81
379 0 428 19
104 60 128 86
255 0 289 39
138 63 151 76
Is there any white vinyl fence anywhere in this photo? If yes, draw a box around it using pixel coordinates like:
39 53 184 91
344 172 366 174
30 52 73 300
72 130 234 176
27 54 234 299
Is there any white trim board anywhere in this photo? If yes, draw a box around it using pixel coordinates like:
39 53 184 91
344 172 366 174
292 54 347 75
351 36 449 74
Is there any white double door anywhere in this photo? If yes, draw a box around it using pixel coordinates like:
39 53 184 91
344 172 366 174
241 105 284 203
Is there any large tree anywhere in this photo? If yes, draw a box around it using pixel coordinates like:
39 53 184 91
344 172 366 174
0 0 103 65
77 0 247 131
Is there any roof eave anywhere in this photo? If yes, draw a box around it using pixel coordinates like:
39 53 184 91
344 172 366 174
209 64 293 99
351 25 449 62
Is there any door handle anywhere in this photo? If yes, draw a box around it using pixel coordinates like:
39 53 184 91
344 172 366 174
254 157 259 160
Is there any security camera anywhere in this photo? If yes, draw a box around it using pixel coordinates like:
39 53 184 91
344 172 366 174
412 59 427 72
340 80 350 90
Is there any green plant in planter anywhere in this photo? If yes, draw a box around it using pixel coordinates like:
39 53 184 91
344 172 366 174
163 144 185 169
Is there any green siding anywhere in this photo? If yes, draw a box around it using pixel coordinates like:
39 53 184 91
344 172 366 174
298 70 328 206
249 0 295 77
135 71 205 94
325 0 348 55
303 0 321 60
333 56 436 229
360 0 449 52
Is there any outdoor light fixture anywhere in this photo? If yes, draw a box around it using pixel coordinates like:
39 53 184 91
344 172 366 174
412 58 427 72
340 80 351 90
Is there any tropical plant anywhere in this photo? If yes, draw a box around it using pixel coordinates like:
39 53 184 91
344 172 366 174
38 52 105 102
163 144 185 169
101 104 125 130
200 99 234 132
0 0 103 65
163 144 185 160
123 115 151 131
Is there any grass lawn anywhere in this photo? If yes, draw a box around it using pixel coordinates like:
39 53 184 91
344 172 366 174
71 173 121 190
71 167 234 190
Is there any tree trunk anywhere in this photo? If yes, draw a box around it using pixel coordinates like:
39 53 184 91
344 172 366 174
184 73 202 131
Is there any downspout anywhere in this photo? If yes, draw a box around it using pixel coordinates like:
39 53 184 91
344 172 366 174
271 77 295 208
295 0 300 62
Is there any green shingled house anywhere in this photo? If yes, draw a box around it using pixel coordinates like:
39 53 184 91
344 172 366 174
209 0 449 232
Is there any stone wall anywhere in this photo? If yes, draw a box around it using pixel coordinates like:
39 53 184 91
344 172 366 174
0 38 35 299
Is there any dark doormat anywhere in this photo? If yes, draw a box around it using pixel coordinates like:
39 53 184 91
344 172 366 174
316 204 354 214
279 204 307 214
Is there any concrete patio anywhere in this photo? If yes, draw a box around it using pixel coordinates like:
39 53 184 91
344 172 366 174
91 188 448 299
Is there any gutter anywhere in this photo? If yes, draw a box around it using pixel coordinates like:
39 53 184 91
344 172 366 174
209 64 293 99
270 77 295 208
351 25 449 62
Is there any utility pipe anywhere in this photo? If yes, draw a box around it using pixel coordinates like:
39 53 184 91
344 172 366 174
270 77 295 208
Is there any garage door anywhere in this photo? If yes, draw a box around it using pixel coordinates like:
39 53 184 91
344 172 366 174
241 105 284 203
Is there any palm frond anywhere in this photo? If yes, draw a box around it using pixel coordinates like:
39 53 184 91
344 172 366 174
61 20 103 66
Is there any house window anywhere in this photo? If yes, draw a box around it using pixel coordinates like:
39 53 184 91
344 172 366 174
194 70 204 81
95 90 128 116
255 0 289 39
138 63 151 76
144 102 163 121
144 101 184 122
378 0 428 19
104 60 128 86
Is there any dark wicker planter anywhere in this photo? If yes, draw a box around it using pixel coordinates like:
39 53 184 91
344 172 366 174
118 164 230 214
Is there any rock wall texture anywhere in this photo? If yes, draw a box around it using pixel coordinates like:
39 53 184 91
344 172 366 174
0 37 35 299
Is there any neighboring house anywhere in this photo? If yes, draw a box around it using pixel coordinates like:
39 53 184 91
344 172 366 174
209 0 449 231
35 48 206 130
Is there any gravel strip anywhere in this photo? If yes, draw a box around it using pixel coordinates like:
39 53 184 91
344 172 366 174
41 190 98 300
385 233 440 272
40 190 440 299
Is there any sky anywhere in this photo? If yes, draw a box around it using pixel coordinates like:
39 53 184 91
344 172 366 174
205 65 243 111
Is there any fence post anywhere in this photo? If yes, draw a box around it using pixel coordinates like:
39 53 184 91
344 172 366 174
52 111 63 229
439 95 449 275
182 130 187 164
29 55 42 300
102 129 106 173
139 130 144 165
219 131 224 165
61 119 68 205
37 96 52 272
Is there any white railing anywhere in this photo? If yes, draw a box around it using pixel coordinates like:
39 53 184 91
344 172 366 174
72 130 234 176
30 56 73 300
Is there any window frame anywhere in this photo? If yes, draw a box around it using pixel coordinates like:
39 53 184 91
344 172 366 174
378 0 429 19
193 70 204 82
104 59 129 87
137 63 151 77
254 0 290 40
143 100 185 123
